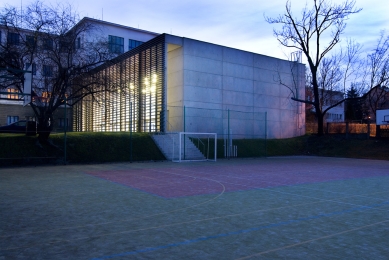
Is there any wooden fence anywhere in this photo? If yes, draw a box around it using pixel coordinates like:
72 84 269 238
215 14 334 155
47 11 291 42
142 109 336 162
306 122 389 138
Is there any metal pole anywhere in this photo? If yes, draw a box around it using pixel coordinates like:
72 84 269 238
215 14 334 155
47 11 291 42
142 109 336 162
228 109 230 159
367 120 370 139
64 96 67 164
183 106 186 160
214 134 217 161
130 101 133 163
149 93 151 132
265 112 267 157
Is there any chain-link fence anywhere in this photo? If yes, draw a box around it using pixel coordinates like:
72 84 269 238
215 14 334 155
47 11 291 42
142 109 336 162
0 104 71 166
166 106 267 139
165 106 268 158
1 104 268 165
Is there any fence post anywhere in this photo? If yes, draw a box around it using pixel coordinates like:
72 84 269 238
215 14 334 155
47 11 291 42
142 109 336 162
376 124 381 139
183 106 186 160
367 121 370 139
265 112 267 157
346 121 349 139
64 96 67 164
130 102 133 163
228 109 230 159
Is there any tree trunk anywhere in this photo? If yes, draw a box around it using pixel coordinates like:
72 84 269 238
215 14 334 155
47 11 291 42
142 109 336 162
317 113 324 136
37 124 51 143
36 114 54 144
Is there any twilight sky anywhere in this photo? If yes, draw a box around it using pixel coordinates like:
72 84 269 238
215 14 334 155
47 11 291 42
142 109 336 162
13 0 389 60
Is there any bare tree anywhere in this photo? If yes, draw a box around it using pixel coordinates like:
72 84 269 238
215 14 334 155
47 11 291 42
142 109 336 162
266 0 361 135
360 31 389 121
0 1 113 144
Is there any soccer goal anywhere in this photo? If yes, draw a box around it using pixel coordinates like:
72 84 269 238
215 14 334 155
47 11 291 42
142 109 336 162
172 132 217 162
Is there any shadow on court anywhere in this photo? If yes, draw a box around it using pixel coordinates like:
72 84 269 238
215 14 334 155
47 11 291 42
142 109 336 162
1 157 389 259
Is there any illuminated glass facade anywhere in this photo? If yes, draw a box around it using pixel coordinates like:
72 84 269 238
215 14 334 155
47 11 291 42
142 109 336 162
73 34 166 133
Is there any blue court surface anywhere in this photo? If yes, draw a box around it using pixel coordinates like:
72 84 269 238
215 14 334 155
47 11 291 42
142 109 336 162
1 156 388 259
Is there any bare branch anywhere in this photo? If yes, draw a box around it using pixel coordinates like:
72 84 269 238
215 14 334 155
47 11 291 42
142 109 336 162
265 0 361 135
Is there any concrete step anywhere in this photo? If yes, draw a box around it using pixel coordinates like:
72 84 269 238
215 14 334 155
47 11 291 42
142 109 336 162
152 133 206 161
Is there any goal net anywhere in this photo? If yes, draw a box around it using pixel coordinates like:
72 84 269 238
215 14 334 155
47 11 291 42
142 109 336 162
171 132 217 162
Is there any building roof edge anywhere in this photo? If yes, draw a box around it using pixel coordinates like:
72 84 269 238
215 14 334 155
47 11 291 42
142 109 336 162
78 17 160 36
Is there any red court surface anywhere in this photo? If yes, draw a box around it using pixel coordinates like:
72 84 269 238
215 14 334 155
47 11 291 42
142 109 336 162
86 157 389 198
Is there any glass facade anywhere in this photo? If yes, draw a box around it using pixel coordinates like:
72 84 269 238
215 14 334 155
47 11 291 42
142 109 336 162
74 34 166 133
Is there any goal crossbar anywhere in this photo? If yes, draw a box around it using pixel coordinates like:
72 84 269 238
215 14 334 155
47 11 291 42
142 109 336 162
173 132 217 162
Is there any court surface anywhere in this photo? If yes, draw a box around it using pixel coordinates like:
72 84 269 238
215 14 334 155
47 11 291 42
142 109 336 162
1 156 389 259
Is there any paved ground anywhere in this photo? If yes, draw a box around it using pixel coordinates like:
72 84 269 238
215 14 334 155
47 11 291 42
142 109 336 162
1 156 389 259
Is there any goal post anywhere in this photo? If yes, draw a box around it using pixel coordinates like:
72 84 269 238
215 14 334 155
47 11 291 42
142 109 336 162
173 132 217 162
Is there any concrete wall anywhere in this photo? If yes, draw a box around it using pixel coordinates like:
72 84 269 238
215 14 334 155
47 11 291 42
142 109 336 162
166 35 305 139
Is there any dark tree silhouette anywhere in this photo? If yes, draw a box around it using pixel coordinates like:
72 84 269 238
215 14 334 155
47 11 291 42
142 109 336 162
266 0 361 135
345 85 364 121
361 31 389 120
0 1 113 144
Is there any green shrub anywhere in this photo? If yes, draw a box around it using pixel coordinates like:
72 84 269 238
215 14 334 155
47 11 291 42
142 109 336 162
0 132 165 164
1 133 388 165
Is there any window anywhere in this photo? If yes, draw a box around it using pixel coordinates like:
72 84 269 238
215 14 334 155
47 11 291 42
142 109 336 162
7 116 19 125
25 63 36 75
43 38 53 50
75 37 81 49
26 35 36 48
108 35 124 54
7 32 19 45
60 40 71 53
40 91 52 102
7 88 19 100
59 118 69 128
128 39 143 51
43 65 53 77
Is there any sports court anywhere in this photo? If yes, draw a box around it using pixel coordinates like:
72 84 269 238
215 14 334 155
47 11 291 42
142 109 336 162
1 156 389 259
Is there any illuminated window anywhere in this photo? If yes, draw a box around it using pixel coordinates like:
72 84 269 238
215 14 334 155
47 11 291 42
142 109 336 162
7 88 19 100
108 35 124 54
42 91 51 102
